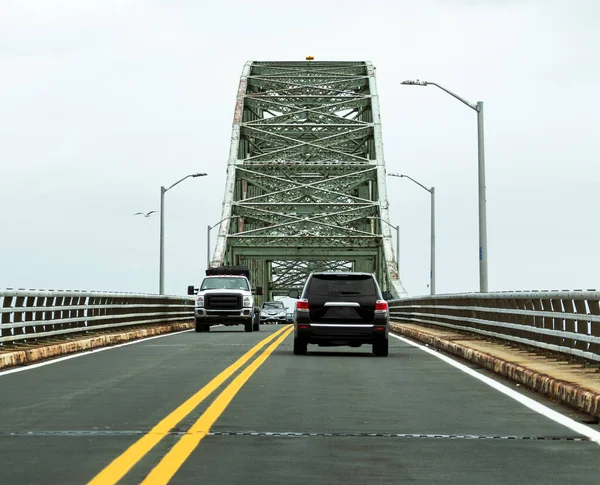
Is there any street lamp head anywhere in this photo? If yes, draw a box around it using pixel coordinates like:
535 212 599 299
192 173 208 177
401 80 428 86
387 173 403 178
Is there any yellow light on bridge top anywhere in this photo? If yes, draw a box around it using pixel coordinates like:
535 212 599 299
306 56 314 60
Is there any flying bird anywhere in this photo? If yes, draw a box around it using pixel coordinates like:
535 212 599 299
134 211 158 217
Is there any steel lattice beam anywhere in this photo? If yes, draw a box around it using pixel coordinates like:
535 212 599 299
211 61 407 301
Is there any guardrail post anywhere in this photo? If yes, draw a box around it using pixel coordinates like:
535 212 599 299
521 297 534 342
74 293 85 328
549 297 566 349
25 294 35 337
43 294 53 333
573 298 589 354
588 297 600 357
531 297 543 340
14 294 25 340
561 297 577 354
509 296 525 341
1 294 12 341
88 295 98 327
56 293 66 332
538 297 558 348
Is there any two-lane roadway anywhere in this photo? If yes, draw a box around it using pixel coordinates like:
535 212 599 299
0 324 599 484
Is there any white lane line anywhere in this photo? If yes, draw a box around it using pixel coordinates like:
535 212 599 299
0 329 193 377
390 333 600 445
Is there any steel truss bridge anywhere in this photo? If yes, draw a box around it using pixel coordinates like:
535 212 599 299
210 61 407 300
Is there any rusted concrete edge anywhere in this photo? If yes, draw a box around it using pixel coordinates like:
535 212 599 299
390 323 600 419
0 321 194 370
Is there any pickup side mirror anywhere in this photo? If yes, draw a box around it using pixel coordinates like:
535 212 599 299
288 289 299 299
382 291 393 300
254 286 264 296
187 285 198 296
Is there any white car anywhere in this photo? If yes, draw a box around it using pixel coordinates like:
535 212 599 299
259 301 287 324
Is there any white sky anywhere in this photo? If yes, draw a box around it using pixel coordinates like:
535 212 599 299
1 0 598 296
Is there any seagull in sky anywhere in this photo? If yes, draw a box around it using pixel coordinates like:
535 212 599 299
134 211 158 217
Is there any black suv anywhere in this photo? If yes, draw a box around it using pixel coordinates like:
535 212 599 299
290 272 390 357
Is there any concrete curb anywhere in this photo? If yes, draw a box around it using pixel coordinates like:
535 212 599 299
390 323 600 419
0 322 193 370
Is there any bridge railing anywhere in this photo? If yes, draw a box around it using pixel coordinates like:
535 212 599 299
5 288 600 364
389 290 600 364
0 289 194 346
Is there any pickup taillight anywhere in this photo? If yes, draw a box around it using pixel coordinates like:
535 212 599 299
296 299 309 311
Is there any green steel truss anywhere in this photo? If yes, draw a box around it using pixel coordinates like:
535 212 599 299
211 61 407 300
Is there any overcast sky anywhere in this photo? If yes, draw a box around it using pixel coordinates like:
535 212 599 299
1 0 598 297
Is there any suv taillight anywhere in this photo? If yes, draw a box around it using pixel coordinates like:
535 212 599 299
296 299 309 311
375 300 388 312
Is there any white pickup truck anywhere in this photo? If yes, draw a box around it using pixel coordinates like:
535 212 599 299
187 266 262 333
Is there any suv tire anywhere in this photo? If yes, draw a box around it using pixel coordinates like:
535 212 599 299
373 339 389 357
195 318 203 333
293 337 307 355
245 320 253 332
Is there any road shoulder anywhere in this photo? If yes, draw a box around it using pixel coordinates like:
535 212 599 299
0 322 193 369
391 321 600 420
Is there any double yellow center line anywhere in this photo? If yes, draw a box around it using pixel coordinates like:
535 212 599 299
88 325 293 485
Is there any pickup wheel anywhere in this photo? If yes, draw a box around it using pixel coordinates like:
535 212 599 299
194 319 203 333
373 339 389 357
253 321 260 331
293 337 307 355
244 320 253 332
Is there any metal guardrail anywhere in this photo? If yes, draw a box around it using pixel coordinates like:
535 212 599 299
5 288 600 364
389 291 600 364
0 289 194 345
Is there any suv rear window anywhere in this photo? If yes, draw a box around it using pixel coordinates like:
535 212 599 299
307 274 377 296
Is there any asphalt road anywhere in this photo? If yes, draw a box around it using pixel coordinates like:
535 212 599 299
0 324 598 484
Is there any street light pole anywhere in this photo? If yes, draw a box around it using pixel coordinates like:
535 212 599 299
476 101 488 293
159 172 207 295
207 216 240 268
389 173 435 295
430 186 436 295
401 79 488 292
159 185 166 294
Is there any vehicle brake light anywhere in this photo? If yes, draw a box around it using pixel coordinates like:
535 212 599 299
296 299 309 311
375 300 388 312
374 326 386 331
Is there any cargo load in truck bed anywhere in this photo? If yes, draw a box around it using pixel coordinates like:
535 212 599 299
205 266 250 278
